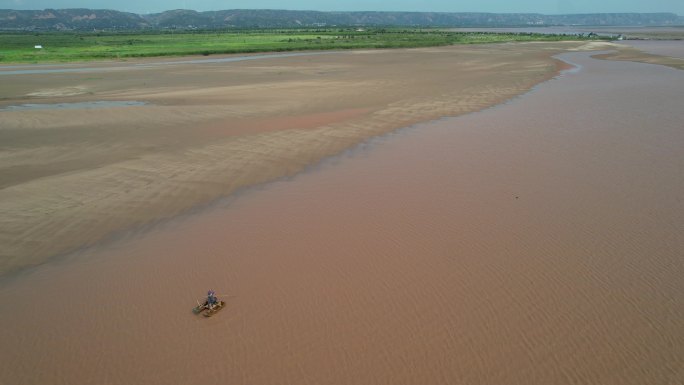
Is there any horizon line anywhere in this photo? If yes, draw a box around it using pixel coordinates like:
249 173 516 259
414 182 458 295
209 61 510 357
3 8 682 17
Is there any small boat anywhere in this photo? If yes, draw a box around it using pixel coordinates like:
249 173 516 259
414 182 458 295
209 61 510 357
193 300 226 317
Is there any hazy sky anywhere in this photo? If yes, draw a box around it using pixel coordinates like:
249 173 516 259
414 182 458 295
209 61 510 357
2 0 683 15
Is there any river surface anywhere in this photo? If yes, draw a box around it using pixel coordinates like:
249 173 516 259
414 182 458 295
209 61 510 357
449 26 617 35
0 51 682 385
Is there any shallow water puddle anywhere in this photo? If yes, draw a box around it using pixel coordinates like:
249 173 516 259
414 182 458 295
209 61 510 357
0 100 147 111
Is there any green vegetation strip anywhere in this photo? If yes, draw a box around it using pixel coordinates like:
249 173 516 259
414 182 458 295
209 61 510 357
0 29 609 63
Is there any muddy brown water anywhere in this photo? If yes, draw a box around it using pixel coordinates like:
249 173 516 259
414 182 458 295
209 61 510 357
0 51 683 384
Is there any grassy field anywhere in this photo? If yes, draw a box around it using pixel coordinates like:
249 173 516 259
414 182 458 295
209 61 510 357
0 28 608 63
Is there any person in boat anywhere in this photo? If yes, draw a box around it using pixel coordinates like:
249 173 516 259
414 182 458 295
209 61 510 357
207 290 219 309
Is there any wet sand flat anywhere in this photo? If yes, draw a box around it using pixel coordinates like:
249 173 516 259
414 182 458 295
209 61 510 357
623 40 684 59
593 41 684 70
1 48 683 384
0 42 579 275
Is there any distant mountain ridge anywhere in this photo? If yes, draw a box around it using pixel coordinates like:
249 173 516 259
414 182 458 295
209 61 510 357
0 9 682 31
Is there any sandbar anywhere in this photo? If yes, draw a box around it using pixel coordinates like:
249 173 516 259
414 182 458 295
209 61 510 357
1 42 581 275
